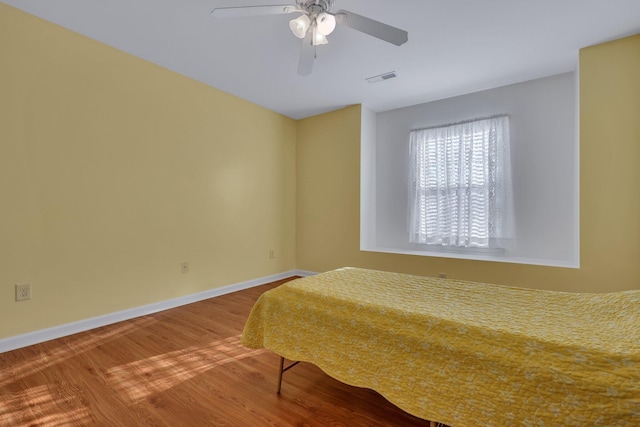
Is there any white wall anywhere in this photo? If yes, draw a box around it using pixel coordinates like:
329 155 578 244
362 72 579 267
360 106 377 249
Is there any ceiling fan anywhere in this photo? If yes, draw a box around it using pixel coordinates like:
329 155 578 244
211 0 408 76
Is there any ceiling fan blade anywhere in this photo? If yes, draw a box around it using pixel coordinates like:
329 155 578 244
211 4 298 18
298 31 315 76
334 10 408 46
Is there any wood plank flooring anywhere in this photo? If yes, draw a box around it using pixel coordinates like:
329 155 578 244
0 278 442 426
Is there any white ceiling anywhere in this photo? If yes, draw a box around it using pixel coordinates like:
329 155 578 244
4 0 640 119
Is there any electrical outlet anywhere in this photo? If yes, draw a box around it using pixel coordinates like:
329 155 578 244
269 249 275 259
15 283 31 302
438 273 447 279
181 262 189 273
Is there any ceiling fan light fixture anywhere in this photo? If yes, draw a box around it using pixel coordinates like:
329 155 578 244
312 27 328 45
213 0 409 77
289 14 311 38
316 12 336 36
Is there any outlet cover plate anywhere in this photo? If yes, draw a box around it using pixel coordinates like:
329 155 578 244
16 283 31 301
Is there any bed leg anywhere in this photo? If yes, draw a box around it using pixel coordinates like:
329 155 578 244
276 356 301 394
277 356 285 394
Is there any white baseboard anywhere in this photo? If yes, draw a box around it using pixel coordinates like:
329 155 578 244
295 269 318 277
0 270 315 354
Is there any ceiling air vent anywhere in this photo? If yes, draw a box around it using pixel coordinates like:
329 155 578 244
366 71 397 84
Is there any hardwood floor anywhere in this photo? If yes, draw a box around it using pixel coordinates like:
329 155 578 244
0 278 441 426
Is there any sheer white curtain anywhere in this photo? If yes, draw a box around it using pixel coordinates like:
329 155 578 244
409 115 513 248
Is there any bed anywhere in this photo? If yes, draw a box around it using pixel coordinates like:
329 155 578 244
241 267 640 426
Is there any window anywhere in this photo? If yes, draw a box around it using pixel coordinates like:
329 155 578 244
408 115 513 249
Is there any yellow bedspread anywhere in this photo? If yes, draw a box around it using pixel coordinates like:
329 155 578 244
242 268 640 426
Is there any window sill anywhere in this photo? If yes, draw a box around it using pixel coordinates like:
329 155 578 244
361 244 579 269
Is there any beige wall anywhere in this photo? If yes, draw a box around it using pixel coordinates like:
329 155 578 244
2 3 638 341
297 35 640 293
0 4 297 339
579 34 640 292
